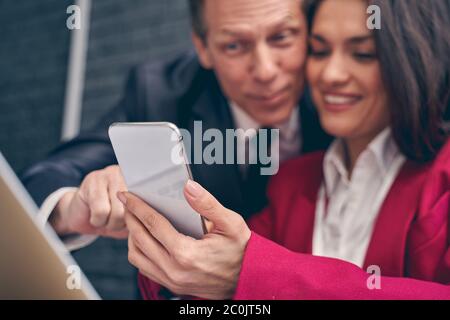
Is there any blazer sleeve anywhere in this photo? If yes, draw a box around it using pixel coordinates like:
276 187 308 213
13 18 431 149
233 232 450 300
246 167 294 240
407 145 450 285
138 273 165 300
20 69 140 207
247 206 275 240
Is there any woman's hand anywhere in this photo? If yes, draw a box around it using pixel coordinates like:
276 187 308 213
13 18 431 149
118 180 251 300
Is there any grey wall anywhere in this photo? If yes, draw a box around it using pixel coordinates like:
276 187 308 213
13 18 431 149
81 0 192 131
1 0 192 299
74 0 192 300
0 0 72 173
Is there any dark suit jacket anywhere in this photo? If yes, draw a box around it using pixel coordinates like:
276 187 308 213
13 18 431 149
21 50 331 219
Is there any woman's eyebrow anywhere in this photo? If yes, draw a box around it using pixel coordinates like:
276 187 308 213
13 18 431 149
347 34 373 44
309 33 373 45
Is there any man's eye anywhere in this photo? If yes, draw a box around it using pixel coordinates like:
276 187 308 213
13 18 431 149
272 33 287 42
269 30 294 44
226 43 240 50
223 42 246 54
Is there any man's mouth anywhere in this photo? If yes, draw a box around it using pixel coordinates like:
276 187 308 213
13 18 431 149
248 87 290 104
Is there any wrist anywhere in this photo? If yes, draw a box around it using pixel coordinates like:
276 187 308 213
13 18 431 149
50 191 76 236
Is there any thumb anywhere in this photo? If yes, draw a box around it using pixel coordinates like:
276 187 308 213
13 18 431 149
184 180 234 231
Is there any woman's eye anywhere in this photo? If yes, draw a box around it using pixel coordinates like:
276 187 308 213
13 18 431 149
309 48 330 58
353 52 377 61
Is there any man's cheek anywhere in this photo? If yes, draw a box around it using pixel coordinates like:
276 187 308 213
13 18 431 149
219 70 248 92
287 43 308 67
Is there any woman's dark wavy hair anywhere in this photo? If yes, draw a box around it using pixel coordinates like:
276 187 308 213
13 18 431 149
303 0 450 162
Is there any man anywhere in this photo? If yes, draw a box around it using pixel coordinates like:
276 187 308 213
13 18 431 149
23 0 329 250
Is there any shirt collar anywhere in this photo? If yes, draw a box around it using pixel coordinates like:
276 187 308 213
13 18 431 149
366 127 399 175
323 127 400 195
229 101 300 138
229 101 261 134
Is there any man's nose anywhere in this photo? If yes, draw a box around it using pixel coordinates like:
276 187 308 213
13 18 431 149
321 53 350 86
251 44 278 84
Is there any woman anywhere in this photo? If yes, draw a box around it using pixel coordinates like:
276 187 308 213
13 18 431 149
123 0 450 299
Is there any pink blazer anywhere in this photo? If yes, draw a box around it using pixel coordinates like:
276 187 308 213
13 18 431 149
139 141 450 300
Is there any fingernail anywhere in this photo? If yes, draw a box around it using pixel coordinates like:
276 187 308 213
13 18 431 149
185 180 203 199
117 192 127 205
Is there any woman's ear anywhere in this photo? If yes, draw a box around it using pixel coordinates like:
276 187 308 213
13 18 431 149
192 33 213 69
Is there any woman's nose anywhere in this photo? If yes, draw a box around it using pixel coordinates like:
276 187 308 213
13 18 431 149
321 53 350 86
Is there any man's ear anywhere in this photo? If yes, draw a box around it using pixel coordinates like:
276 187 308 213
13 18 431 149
192 33 213 69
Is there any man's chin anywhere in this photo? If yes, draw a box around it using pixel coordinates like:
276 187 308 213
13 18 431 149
253 109 294 127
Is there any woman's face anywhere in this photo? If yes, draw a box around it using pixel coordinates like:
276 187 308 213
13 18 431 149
307 0 389 142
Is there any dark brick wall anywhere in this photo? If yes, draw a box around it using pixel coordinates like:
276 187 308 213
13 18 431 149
1 0 192 299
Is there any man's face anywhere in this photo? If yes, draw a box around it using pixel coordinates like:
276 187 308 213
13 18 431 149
193 0 307 126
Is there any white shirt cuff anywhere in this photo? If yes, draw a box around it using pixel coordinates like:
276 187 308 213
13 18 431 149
37 187 98 251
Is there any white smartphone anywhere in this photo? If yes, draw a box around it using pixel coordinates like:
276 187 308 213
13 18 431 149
108 122 206 239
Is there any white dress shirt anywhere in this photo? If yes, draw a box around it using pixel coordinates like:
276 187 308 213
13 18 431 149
229 101 302 173
39 103 302 251
312 128 406 267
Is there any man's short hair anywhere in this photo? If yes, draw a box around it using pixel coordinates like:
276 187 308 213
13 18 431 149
188 0 207 41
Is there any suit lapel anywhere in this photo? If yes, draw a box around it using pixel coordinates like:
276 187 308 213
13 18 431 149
289 159 324 254
363 161 430 276
186 72 246 216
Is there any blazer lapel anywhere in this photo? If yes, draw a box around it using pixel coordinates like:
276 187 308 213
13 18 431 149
281 154 325 254
363 161 431 276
